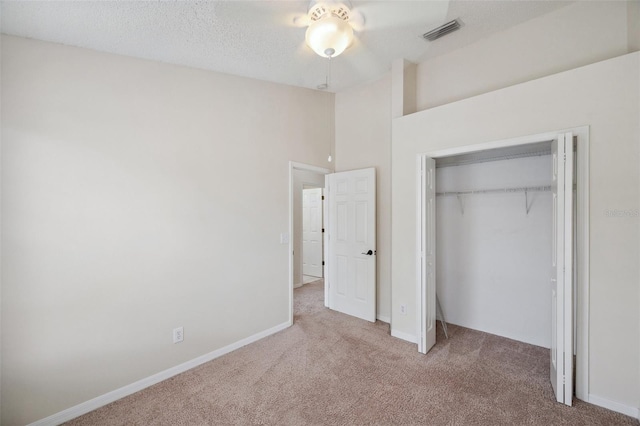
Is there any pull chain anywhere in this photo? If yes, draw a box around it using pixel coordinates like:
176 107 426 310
326 53 333 163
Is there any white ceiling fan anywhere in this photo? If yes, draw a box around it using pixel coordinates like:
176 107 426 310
287 0 373 91
286 0 462 91
291 1 365 59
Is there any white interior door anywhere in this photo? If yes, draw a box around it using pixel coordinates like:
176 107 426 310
551 132 574 406
303 188 323 278
418 156 437 354
326 168 376 322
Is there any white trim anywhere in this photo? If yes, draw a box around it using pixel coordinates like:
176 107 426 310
28 321 290 426
288 162 331 325
290 161 331 175
391 329 417 343
416 126 590 402
561 132 574 405
376 315 391 323
575 127 590 402
419 130 563 159
323 180 330 308
416 155 424 353
587 394 640 419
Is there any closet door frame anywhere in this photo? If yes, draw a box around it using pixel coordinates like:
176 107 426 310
415 126 590 402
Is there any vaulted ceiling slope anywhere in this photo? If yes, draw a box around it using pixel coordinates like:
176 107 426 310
0 1 572 92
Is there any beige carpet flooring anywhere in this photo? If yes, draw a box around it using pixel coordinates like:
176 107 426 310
68 280 638 425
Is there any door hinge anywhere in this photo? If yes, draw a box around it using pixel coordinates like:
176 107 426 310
322 261 325 266
322 195 325 200
322 228 325 233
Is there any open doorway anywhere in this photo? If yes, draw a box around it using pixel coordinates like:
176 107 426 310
288 162 331 325
416 127 590 406
288 162 378 326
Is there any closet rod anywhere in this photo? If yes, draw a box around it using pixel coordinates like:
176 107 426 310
436 185 551 197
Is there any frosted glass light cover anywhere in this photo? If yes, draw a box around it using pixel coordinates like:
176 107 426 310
305 15 354 58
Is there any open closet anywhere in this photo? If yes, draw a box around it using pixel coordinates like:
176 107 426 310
435 141 555 349
416 131 583 406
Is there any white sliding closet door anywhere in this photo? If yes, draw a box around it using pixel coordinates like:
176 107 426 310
550 132 574 406
418 156 436 354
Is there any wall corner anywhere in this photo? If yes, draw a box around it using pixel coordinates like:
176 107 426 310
392 59 417 118
628 0 640 53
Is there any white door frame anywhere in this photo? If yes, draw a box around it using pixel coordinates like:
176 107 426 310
288 161 331 326
415 126 590 401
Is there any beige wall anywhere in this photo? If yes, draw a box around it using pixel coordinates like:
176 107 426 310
1 35 333 425
335 75 392 321
416 1 632 110
629 0 640 52
392 52 640 411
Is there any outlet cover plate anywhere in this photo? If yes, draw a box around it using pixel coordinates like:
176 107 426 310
173 327 184 343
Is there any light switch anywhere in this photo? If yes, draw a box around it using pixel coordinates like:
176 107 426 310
280 233 290 244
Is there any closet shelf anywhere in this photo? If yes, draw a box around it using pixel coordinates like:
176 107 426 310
436 185 551 197
436 185 551 215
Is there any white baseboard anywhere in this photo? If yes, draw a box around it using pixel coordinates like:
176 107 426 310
29 321 291 426
376 315 390 323
391 329 417 343
587 394 640 419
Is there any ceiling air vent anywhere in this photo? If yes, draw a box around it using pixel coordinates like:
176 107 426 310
423 19 461 42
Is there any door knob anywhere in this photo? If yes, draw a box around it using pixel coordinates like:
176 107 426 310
362 250 373 255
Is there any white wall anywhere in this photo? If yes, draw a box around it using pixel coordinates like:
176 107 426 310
416 1 633 110
1 35 333 425
436 156 552 348
392 52 639 414
335 74 392 322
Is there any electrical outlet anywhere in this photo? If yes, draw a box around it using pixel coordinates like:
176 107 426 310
173 327 184 344
400 304 407 315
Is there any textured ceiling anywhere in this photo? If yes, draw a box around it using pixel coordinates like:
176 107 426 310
0 1 572 92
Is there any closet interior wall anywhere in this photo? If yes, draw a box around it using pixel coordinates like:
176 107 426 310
436 151 553 348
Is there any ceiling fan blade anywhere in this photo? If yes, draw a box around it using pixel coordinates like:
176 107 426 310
350 2 450 31
291 13 311 28
322 36 386 92
348 9 365 32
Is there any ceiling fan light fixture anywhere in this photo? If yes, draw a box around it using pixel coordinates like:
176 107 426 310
305 7 354 58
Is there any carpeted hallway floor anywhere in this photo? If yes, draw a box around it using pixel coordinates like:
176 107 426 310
68 280 638 425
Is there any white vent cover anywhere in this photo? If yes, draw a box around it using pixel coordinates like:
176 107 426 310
423 19 461 42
